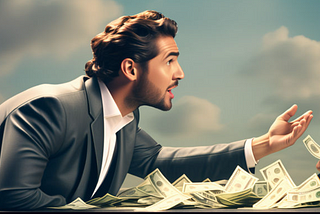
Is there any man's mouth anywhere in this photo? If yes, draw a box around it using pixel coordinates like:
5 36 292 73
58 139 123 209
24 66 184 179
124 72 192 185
167 81 179 99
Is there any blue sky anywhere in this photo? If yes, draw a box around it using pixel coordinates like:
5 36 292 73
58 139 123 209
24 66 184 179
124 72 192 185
1 0 320 187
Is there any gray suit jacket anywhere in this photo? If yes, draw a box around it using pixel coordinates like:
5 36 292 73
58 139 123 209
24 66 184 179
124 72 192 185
0 76 249 210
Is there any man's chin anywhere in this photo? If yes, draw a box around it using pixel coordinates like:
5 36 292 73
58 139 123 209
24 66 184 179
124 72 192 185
152 102 172 111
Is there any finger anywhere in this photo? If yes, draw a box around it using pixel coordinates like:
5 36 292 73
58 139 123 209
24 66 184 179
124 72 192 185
297 114 313 133
291 110 313 123
305 114 314 127
280 104 298 122
292 124 302 140
291 121 300 128
316 160 320 172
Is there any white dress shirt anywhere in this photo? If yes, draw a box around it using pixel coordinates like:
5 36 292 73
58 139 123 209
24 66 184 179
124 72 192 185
244 138 258 170
92 80 134 197
92 80 257 196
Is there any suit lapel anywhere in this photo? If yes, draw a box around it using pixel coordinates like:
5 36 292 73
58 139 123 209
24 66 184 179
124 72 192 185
84 76 104 176
107 121 136 195
84 77 138 196
93 116 137 197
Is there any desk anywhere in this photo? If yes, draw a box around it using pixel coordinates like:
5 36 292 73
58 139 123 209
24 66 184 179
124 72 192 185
2 207 320 213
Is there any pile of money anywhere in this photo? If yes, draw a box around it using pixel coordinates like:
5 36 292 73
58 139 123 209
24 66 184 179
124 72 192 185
49 135 320 211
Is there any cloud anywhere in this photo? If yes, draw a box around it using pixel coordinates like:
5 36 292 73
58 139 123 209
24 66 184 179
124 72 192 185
147 96 225 138
241 26 320 100
247 112 278 135
0 0 123 76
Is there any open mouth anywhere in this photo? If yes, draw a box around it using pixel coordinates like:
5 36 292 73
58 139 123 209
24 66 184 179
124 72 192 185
167 89 174 98
167 82 178 99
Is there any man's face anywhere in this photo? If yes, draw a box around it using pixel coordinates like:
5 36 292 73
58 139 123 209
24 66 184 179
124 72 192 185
133 36 184 111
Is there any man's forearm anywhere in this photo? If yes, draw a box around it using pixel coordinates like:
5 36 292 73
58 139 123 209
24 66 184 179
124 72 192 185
252 134 272 161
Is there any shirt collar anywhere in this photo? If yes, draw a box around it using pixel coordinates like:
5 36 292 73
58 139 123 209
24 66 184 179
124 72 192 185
98 79 134 123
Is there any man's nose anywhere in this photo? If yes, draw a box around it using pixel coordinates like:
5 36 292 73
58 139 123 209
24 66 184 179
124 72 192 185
174 63 184 80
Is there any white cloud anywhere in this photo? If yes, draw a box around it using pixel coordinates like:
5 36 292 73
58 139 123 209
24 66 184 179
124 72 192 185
0 0 123 76
148 96 225 138
242 26 320 100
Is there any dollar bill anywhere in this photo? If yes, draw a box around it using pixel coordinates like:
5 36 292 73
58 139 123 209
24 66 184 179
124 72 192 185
182 182 224 194
49 197 98 210
190 192 226 208
278 200 320 209
287 186 320 203
143 192 191 211
216 188 262 208
136 177 163 198
172 174 192 191
116 187 149 199
147 168 182 197
253 181 269 197
253 177 294 209
293 173 320 192
275 195 295 208
303 135 320 159
202 178 212 182
224 166 258 193
137 196 162 205
260 159 295 189
86 193 123 207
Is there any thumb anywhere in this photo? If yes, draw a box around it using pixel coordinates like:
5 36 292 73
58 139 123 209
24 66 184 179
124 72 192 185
280 104 298 122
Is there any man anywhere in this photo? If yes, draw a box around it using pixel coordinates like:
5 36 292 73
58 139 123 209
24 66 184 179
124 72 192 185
0 10 313 210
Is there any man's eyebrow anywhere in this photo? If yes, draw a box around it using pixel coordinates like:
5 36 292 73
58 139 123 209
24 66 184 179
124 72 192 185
164 51 180 59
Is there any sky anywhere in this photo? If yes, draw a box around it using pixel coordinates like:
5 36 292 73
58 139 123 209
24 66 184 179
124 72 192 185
1 0 320 188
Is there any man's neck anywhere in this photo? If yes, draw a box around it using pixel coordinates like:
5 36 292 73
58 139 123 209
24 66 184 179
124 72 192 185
105 79 137 117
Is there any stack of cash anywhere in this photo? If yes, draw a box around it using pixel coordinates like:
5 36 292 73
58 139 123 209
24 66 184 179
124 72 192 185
49 135 320 211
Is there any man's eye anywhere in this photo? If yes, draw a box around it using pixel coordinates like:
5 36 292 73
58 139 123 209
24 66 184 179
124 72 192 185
167 59 173 65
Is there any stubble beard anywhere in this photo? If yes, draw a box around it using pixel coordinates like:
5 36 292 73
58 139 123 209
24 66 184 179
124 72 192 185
129 73 172 111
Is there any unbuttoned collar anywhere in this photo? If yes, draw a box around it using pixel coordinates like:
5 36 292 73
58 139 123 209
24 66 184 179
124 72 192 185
98 79 134 132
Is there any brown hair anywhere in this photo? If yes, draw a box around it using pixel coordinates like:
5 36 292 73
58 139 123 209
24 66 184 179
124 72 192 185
85 10 178 83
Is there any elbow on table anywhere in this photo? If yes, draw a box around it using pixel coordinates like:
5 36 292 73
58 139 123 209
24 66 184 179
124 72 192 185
0 189 65 211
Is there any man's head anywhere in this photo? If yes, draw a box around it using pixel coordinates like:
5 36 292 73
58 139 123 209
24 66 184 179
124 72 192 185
85 10 178 83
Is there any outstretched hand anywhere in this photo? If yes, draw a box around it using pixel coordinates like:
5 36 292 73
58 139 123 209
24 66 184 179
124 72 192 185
268 104 313 154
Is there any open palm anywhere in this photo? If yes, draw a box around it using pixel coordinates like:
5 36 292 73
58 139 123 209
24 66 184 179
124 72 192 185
268 104 313 153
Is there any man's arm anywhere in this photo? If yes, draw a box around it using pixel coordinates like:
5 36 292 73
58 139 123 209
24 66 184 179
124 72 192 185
129 127 248 183
0 97 67 210
252 104 313 161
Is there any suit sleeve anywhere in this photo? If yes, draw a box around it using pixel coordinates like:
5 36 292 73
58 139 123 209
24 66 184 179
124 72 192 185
0 97 67 210
154 141 248 182
129 124 248 183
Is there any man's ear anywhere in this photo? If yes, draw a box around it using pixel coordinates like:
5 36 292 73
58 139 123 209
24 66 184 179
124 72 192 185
120 58 137 81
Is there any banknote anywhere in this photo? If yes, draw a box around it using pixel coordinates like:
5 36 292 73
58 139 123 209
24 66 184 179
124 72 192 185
293 173 320 192
287 186 320 203
137 196 162 205
215 188 261 207
117 187 149 199
260 159 295 189
225 166 258 193
182 182 224 194
253 181 269 197
190 192 226 208
147 168 182 197
303 135 320 159
265 173 320 209
49 197 98 210
275 195 296 209
86 193 123 207
202 178 212 182
172 174 192 191
48 165 320 211
136 177 163 198
253 177 294 209
143 192 191 211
